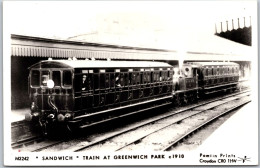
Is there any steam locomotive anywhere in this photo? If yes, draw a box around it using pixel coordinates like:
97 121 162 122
25 60 239 134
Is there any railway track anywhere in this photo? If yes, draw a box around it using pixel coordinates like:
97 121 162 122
71 91 250 152
12 90 250 152
12 136 44 149
161 100 249 151
11 120 42 147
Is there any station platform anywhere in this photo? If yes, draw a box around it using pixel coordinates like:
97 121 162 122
196 101 258 163
11 108 30 123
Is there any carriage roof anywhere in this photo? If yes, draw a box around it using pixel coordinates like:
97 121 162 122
186 62 239 67
29 60 172 69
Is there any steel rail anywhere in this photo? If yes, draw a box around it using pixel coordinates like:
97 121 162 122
74 90 250 152
115 94 250 151
162 100 251 151
12 136 44 149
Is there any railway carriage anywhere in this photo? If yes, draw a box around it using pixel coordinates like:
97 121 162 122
26 60 174 133
25 59 240 135
187 62 240 94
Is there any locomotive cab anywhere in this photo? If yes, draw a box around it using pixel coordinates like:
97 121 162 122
26 62 74 134
172 64 199 105
172 64 198 91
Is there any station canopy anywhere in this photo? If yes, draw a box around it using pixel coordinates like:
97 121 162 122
11 33 252 61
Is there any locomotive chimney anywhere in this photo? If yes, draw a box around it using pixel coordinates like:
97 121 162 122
238 18 240 28
220 22 223 32
244 17 246 27
232 19 234 30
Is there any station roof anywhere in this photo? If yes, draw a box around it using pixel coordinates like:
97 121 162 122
11 34 252 61
29 60 172 69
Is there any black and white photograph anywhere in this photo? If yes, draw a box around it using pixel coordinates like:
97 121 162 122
3 1 258 166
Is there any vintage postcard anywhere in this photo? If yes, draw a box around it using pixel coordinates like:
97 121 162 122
3 1 258 166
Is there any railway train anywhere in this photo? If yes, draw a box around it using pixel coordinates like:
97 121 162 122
25 59 240 134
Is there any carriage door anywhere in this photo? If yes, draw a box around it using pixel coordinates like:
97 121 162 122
93 71 100 107
132 70 140 101
106 70 115 106
143 70 150 97
80 70 93 111
167 68 173 93
99 69 107 107
114 69 121 105
128 69 133 102
197 68 204 87
159 68 163 95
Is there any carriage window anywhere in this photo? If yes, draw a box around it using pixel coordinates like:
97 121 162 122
82 74 88 91
156 72 160 81
31 70 40 87
110 73 115 88
87 74 93 90
232 67 234 74
216 68 219 75
136 73 140 84
205 69 208 76
74 75 82 92
52 71 61 87
41 71 50 86
169 71 173 80
132 73 136 85
161 71 164 80
147 72 151 83
150 72 153 83
153 72 157 82
63 71 72 86
159 71 162 81
129 73 132 85
115 73 124 87
164 71 168 80
140 73 143 84
143 72 147 84
162 71 165 81
213 68 216 75
100 74 105 89
94 74 99 90
105 74 109 88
